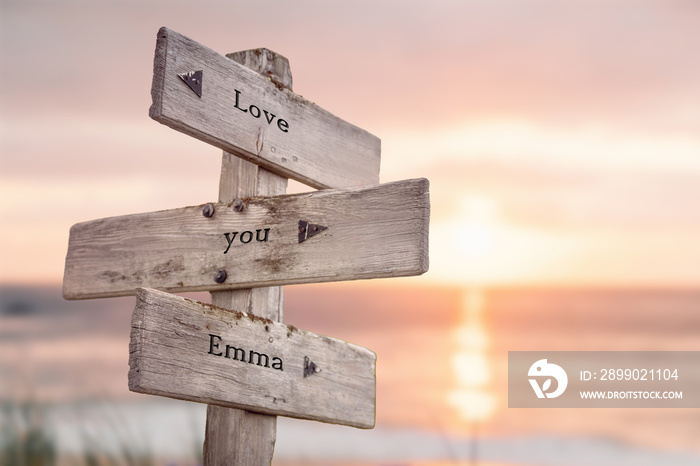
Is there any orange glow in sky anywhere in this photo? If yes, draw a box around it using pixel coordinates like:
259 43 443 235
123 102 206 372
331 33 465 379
1 1 700 288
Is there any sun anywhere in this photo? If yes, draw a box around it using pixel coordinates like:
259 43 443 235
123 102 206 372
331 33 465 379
455 196 499 258
429 193 575 286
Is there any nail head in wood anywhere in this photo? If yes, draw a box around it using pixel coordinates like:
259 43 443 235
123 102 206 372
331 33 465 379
214 270 227 283
233 199 245 212
202 203 215 218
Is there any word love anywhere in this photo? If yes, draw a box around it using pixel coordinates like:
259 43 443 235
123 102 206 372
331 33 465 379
224 228 270 254
234 89 289 133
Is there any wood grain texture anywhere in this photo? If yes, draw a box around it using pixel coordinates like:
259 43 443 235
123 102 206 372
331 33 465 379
63 178 430 300
129 288 377 429
150 27 380 189
204 407 276 466
225 49 293 91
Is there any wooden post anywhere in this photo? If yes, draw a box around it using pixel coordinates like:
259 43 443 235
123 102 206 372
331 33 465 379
203 49 292 466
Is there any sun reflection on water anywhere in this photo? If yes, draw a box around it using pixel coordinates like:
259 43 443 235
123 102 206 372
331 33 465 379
448 289 497 423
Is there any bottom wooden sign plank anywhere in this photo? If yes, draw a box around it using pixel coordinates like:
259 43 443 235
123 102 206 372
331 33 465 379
129 288 376 429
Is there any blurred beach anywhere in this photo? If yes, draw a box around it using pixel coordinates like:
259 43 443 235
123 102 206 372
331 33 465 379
2 283 699 465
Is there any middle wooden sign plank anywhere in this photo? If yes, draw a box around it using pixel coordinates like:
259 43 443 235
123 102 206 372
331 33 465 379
63 178 429 300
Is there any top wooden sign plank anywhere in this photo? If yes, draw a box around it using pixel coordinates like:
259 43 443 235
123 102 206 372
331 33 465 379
150 27 381 189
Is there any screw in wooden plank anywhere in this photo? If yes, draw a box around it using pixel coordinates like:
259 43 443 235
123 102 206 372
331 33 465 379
233 199 245 212
202 203 215 218
214 270 227 283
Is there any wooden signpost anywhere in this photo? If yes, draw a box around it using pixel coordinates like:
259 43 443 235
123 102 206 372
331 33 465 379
63 27 430 465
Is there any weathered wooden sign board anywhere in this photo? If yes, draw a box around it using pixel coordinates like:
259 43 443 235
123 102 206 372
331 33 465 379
129 288 376 429
151 27 380 190
63 27 431 466
63 178 429 299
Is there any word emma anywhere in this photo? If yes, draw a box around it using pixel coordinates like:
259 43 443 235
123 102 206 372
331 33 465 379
234 89 289 133
224 229 270 254
208 334 283 371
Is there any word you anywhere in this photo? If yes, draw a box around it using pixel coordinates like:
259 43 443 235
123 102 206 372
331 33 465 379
224 229 270 254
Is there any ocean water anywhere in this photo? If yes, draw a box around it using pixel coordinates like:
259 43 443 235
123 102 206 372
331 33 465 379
1 284 699 465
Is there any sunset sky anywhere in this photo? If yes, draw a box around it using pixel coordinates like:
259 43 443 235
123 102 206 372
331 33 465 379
2 0 700 287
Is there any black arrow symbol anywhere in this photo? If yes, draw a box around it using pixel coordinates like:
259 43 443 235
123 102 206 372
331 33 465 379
298 220 328 243
178 70 203 97
304 356 321 378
